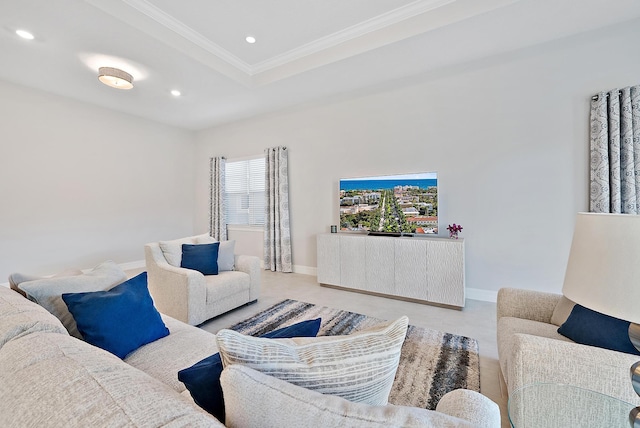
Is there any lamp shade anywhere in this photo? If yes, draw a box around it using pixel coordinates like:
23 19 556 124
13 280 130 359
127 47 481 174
562 212 640 324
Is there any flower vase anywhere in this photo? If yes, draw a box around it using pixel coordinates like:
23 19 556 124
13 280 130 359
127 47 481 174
449 231 458 239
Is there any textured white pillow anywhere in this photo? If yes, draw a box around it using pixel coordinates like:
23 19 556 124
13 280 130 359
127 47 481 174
18 261 127 338
216 316 408 405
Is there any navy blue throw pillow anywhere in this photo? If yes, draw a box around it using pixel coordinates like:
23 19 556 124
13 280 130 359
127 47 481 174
178 318 322 421
557 304 640 355
181 243 219 275
62 272 169 359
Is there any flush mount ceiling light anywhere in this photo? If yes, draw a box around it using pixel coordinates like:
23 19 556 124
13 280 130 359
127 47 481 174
98 67 133 90
245 35 256 44
170 89 181 97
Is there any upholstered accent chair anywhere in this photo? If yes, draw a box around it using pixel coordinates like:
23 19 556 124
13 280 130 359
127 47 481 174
144 234 260 326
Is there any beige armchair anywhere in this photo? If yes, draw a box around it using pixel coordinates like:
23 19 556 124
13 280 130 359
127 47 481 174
144 234 260 326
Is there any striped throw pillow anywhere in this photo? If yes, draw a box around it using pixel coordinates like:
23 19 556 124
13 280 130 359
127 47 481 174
215 316 408 405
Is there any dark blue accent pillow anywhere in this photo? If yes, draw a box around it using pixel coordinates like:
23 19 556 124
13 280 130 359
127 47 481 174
178 318 322 421
181 243 219 275
557 304 640 355
62 272 169 359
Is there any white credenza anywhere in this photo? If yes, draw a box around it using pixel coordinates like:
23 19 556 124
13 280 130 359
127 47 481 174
317 233 465 308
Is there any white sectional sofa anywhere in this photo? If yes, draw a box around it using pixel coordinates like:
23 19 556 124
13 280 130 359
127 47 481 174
497 287 640 404
0 283 500 427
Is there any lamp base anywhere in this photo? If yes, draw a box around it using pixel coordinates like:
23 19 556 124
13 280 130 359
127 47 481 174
629 323 640 427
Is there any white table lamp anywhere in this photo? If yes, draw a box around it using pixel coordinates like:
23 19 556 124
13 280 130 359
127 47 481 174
562 212 640 427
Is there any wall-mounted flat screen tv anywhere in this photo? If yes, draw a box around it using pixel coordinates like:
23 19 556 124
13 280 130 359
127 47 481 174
339 172 438 235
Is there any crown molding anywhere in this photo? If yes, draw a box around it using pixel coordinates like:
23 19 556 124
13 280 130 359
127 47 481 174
119 0 454 78
252 0 455 74
122 0 253 75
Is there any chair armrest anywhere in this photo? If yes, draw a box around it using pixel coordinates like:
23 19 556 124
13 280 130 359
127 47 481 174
506 333 640 404
144 244 206 324
436 389 501 428
497 288 561 324
235 255 261 301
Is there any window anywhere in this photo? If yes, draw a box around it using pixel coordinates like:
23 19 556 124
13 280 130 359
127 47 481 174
225 157 265 226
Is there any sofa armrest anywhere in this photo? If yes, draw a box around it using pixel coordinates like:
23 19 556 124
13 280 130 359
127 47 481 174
435 389 500 428
497 288 561 324
506 333 640 404
144 244 206 325
235 255 261 301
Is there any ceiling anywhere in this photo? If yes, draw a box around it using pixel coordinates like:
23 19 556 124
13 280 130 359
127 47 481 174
2 0 640 130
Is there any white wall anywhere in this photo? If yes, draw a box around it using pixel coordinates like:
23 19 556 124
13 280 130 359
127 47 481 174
0 80 196 279
195 21 640 294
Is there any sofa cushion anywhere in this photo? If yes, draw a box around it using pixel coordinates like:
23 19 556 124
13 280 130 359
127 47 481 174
181 243 220 275
62 272 169 359
205 271 250 303
0 286 68 350
178 318 322 421
558 304 640 355
216 316 408 406
17 261 127 338
9 268 84 298
0 331 221 428
221 365 475 428
125 315 220 392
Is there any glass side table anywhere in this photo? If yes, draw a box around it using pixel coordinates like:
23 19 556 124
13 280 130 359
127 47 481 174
508 383 635 428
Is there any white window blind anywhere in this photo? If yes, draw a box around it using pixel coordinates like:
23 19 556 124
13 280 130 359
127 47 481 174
225 157 265 226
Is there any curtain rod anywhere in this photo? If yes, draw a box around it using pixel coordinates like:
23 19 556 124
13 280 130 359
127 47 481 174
592 90 622 101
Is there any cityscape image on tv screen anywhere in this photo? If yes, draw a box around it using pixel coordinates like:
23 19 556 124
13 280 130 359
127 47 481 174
339 172 438 234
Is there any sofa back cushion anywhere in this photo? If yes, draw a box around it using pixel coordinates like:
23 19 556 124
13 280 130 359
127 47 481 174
18 261 127 338
0 331 222 427
0 286 68 350
220 365 474 428
9 268 84 298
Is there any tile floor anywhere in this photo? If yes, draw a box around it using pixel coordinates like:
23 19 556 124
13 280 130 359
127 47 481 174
193 270 510 427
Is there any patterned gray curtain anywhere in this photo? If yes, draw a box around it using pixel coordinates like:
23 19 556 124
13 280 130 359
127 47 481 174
209 157 227 241
264 146 292 272
590 86 640 214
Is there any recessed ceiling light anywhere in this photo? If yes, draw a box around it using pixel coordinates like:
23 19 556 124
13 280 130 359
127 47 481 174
16 29 34 40
171 89 181 97
98 67 134 90
245 35 256 44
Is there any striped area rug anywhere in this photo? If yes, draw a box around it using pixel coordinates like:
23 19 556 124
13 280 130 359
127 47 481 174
227 299 480 410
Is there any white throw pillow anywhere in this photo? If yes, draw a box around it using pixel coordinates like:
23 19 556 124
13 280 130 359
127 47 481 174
9 269 84 298
18 261 127 338
194 236 235 271
159 236 197 267
216 316 408 405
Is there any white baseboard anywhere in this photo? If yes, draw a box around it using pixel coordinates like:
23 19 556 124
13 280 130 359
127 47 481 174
466 287 498 303
293 265 317 276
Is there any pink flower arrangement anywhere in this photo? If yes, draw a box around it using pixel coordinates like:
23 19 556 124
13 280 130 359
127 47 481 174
447 223 463 239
